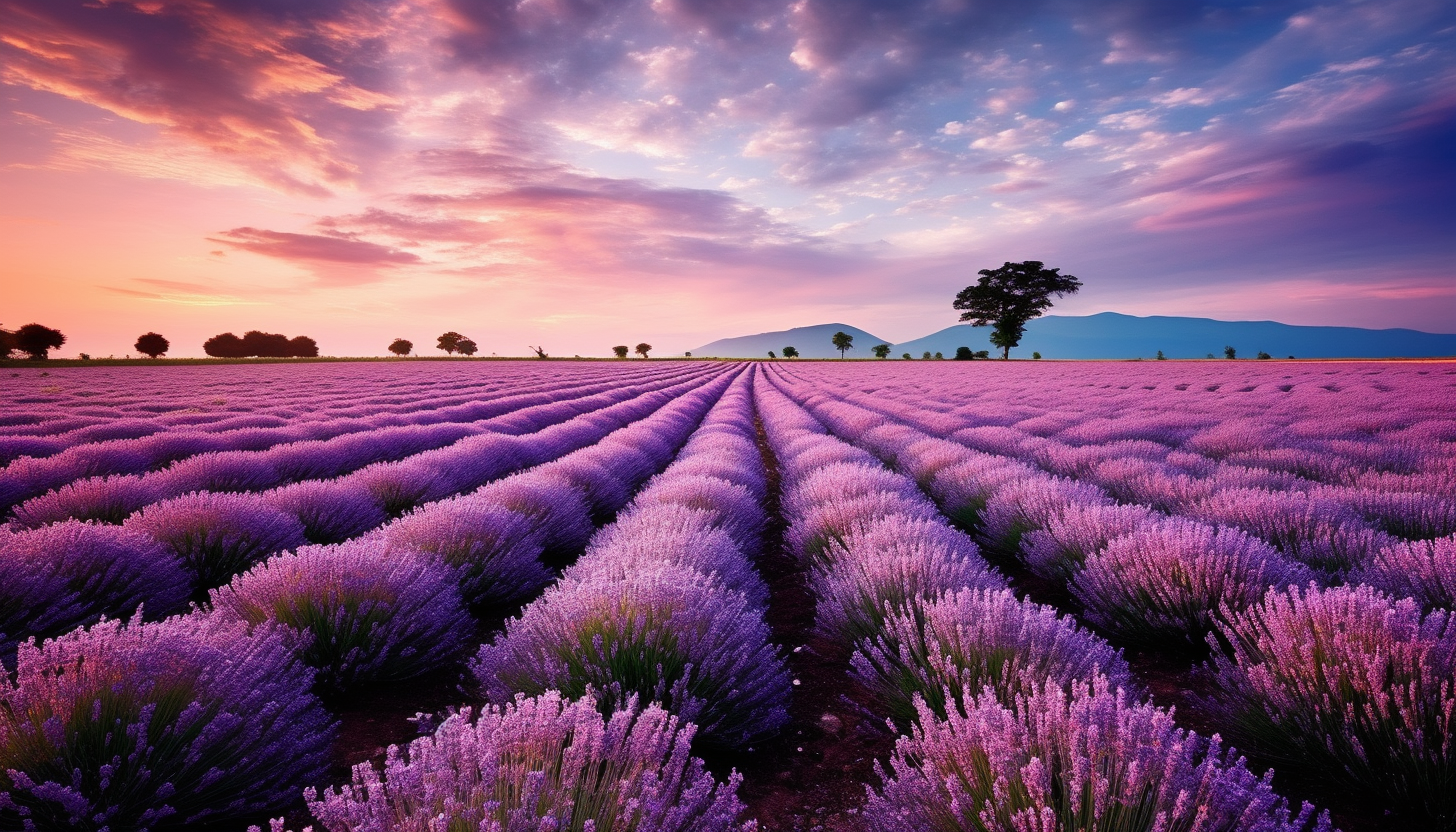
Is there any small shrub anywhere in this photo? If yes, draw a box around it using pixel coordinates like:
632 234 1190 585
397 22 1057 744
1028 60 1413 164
1071 519 1308 651
1357 534 1456 612
851 587 1132 727
1205 583 1456 827
304 692 751 832
863 676 1330 832
0 615 334 829
124 491 308 594
473 563 791 749
380 497 552 610
209 541 472 695
0 522 190 658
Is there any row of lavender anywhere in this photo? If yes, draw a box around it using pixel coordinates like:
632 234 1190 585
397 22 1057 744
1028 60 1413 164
293 369 792 828
764 363 1456 828
773 361 1456 604
0 362 694 511
753 373 1329 831
1 366 750 827
1 366 728 660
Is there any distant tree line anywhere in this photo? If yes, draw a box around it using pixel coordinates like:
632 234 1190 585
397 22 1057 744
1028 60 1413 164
204 331 319 358
0 323 66 360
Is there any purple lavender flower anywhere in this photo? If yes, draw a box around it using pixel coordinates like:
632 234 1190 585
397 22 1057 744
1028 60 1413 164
1205 583 1456 827
152 450 283 494
787 490 940 563
380 496 552 610
1072 518 1309 651
9 473 165 528
578 504 770 608
978 476 1112 554
473 562 791 749
0 521 190 658
264 478 390 544
635 474 766 556
0 614 335 829
1357 534 1456 611
347 459 450 518
863 676 1330 832
209 540 471 695
851 587 1132 726
1192 486 1388 575
304 692 752 832
1021 501 1158 583
474 471 596 564
124 491 308 594
811 515 1003 651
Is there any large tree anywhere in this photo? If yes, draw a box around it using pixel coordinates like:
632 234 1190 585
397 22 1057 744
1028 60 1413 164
388 338 413 356
872 343 892 359
456 338 478 356
15 324 66 360
782 346 799 358
952 261 1081 359
135 332 169 358
831 331 854 358
436 331 464 354
612 345 629 358
635 343 652 358
288 335 319 357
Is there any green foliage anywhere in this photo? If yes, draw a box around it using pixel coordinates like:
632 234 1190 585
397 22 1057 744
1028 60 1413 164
1224 345 1237 359
954 346 973 360
953 260 1080 359
782 346 799 358
1257 351 1272 360
872 344 892 359
831 331 854 358
1156 350 1166 360
902 353 912 359
1031 351 1041 359
767 350 776 359
922 351 932 359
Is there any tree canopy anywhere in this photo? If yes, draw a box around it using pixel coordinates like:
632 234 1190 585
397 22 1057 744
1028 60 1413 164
135 332 169 358
782 346 799 358
831 331 854 358
203 331 316 357
388 338 413 356
952 260 1081 359
13 324 65 360
871 343 892 359
436 332 464 354
455 338 478 356
635 343 652 358
612 345 629 358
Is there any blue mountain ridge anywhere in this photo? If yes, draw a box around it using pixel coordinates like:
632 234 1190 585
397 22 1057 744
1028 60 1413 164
690 313 1456 359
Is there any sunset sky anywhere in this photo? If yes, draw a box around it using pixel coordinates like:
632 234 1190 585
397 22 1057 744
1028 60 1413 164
3 0 1453 357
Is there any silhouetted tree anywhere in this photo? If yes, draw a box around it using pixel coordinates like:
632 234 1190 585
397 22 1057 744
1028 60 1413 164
934 351 944 359
872 343 891 359
203 333 246 357
635 343 652 358
14 324 66 360
0 326 16 359
831 331 854 358
953 260 1081 359
782 346 799 358
768 350 776 359
529 345 549 358
135 332 169 358
954 346 973 360
1224 345 1237 359
288 335 319 357
922 351 932 359
1156 350 1166 360
1256 351 1272 360
389 338 413 356
456 338 478 356
241 330 289 357
612 345 629 358
684 351 692 357
436 332 463 354
902 352 912 359
1032 351 1042 360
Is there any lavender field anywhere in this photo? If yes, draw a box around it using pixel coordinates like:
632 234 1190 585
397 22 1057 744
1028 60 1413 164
2 360 1454 831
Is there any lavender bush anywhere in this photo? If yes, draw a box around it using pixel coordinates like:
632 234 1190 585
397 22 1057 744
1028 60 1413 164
581 505 770 608
265 479 390 544
0 614 334 829
209 540 472 695
474 563 791 749
852 587 1132 726
1205 583 1456 828
302 692 752 832
1021 501 1158 583
1072 519 1309 651
863 676 1330 832
1357 534 1456 611
811 516 1003 651
124 491 308 594
9 474 163 528
379 497 553 610
475 471 596 563
634 475 766 556
0 521 190 659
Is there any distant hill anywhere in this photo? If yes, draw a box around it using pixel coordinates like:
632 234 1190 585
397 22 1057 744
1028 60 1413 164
691 323 894 359
894 313 1456 359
